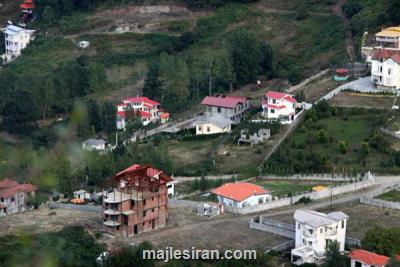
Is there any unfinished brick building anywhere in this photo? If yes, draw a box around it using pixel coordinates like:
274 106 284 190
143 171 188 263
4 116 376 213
102 164 172 237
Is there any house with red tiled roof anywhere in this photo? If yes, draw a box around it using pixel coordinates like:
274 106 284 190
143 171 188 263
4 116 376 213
371 49 400 89
262 91 300 124
201 94 249 124
0 178 37 216
349 249 400 267
116 96 169 130
211 182 272 208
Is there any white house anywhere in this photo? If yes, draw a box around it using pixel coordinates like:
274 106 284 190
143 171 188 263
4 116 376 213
262 91 299 123
291 209 348 265
79 41 90 48
2 23 34 64
349 249 400 267
82 138 106 151
116 96 169 130
195 114 232 135
211 182 272 208
370 49 400 90
201 94 249 124
73 189 91 200
166 180 177 198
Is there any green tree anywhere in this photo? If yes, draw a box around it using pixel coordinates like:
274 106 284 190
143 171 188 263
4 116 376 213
85 63 107 93
143 62 162 100
324 240 349 267
86 99 102 132
361 141 370 155
338 141 349 154
42 5 55 25
228 28 262 85
318 129 328 143
386 256 400 267
362 226 400 256
101 102 116 135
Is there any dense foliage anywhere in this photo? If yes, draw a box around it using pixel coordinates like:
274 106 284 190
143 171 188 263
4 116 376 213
0 226 103 267
265 102 400 175
362 226 400 257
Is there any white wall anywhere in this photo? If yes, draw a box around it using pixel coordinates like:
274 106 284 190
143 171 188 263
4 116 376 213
196 123 231 135
371 58 400 89
217 193 272 208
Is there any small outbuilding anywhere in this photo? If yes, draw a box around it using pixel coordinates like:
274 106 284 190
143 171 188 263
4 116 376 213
82 138 106 151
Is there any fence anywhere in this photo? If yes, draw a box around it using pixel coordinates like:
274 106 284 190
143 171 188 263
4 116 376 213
317 77 399 104
286 69 330 93
169 199 201 209
249 217 295 239
260 174 359 182
381 128 400 140
225 177 375 215
48 203 101 213
360 196 400 210
249 217 361 249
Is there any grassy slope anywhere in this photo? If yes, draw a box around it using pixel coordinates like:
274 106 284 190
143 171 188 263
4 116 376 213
266 109 400 175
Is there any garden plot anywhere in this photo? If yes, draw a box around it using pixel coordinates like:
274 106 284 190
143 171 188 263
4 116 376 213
329 91 395 109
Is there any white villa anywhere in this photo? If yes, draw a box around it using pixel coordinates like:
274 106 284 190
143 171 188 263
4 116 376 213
291 209 348 265
370 49 400 90
195 114 232 135
211 182 272 208
1 23 34 64
116 96 169 130
262 91 299 124
201 94 249 124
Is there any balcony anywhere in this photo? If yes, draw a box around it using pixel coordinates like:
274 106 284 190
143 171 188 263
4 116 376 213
103 220 121 227
104 209 121 215
303 230 316 238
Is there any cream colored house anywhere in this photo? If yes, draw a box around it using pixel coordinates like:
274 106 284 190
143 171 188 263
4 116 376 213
2 23 34 64
195 114 232 135
291 209 348 265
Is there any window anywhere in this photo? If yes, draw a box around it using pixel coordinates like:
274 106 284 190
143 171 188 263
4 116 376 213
341 220 345 229
11 197 15 202
272 99 276 104
217 107 221 113
320 228 324 234
389 68 392 75
270 109 275 114
298 223 300 230
308 229 314 235
143 199 146 206
198 126 202 131
207 127 211 132
258 198 264 204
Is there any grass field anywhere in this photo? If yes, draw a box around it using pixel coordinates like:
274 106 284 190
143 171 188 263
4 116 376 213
265 107 400 175
376 190 400 202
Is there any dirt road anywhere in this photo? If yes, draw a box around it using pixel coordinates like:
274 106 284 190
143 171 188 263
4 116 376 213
333 0 356 62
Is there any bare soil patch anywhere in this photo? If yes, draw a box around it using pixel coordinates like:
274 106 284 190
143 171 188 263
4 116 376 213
0 207 101 236
291 75 339 102
330 92 395 109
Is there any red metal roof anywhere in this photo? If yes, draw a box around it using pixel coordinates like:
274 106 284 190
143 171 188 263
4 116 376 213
265 91 287 100
160 112 170 119
372 49 398 60
201 95 248 109
113 164 173 187
349 249 391 267
284 95 297 103
0 179 36 199
20 3 35 9
123 97 159 107
211 182 268 202
0 178 19 188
